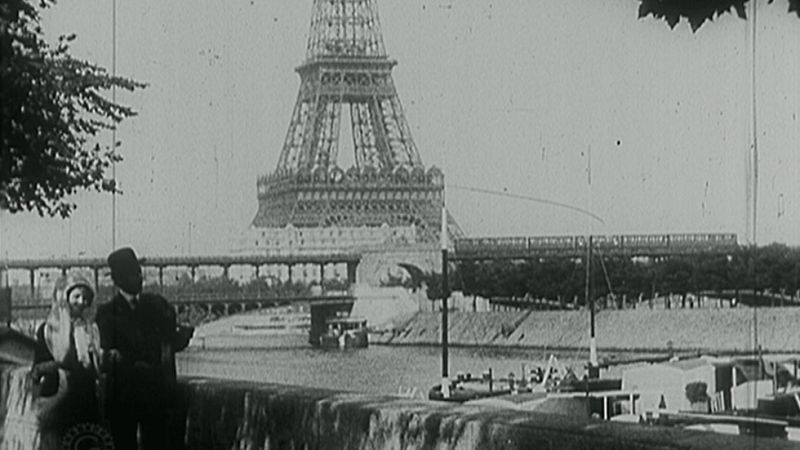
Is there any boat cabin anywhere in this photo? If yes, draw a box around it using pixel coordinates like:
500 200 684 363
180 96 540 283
318 316 368 349
622 354 800 414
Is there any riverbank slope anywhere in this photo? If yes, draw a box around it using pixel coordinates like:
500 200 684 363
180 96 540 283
374 308 800 354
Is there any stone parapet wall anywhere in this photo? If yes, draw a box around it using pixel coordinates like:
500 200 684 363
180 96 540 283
0 366 797 449
179 376 796 449
381 308 800 353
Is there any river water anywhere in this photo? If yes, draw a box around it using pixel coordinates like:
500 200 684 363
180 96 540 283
176 334 596 398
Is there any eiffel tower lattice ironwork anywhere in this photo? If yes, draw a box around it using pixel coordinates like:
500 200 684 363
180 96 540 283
252 0 459 243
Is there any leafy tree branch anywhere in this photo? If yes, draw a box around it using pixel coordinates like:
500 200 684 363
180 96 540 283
638 0 799 31
1 0 146 217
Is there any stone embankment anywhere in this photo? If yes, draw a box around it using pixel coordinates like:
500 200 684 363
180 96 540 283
1 357 799 448
179 376 798 449
374 308 800 354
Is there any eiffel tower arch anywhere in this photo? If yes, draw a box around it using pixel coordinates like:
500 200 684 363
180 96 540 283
248 0 461 254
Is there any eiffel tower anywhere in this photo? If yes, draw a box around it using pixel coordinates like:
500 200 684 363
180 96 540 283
251 0 459 245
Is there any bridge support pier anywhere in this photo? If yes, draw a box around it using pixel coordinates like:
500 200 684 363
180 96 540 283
29 269 35 300
346 261 357 285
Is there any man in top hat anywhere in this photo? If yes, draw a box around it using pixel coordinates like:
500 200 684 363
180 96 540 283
96 247 194 450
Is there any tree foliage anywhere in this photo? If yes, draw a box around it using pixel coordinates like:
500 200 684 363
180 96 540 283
638 0 799 31
159 274 315 299
1 0 145 217
685 381 710 403
440 244 800 306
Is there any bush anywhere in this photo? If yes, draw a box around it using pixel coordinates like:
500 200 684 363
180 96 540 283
685 381 709 403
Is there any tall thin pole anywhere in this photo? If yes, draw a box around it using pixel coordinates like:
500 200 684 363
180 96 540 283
0 210 6 289
749 0 761 414
111 0 118 249
587 236 597 374
750 0 758 247
440 205 450 398
585 236 591 322
586 144 598 375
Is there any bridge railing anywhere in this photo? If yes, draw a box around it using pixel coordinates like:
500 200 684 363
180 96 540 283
452 233 739 260
170 291 354 304
0 252 362 270
6 291 354 319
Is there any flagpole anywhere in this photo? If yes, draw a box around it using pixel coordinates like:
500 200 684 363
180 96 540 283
440 204 450 399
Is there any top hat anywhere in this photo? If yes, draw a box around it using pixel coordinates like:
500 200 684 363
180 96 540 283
107 247 142 279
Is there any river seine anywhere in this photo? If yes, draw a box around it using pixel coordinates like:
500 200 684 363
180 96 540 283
176 334 592 398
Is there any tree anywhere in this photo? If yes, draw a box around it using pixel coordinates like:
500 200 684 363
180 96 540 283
1 0 145 217
638 0 799 31
422 271 443 302
685 381 710 412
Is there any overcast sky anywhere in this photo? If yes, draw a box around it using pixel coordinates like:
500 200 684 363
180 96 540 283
1 0 798 259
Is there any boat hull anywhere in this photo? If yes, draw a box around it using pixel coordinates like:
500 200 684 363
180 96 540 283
428 384 512 403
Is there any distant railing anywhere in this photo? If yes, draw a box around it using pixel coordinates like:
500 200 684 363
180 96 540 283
696 289 800 307
489 296 577 311
0 252 361 271
453 233 738 260
170 292 354 304
7 291 354 315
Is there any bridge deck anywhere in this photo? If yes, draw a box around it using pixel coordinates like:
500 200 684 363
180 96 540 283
0 253 361 270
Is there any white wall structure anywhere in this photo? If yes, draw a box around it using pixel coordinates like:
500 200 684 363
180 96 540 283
622 358 717 412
